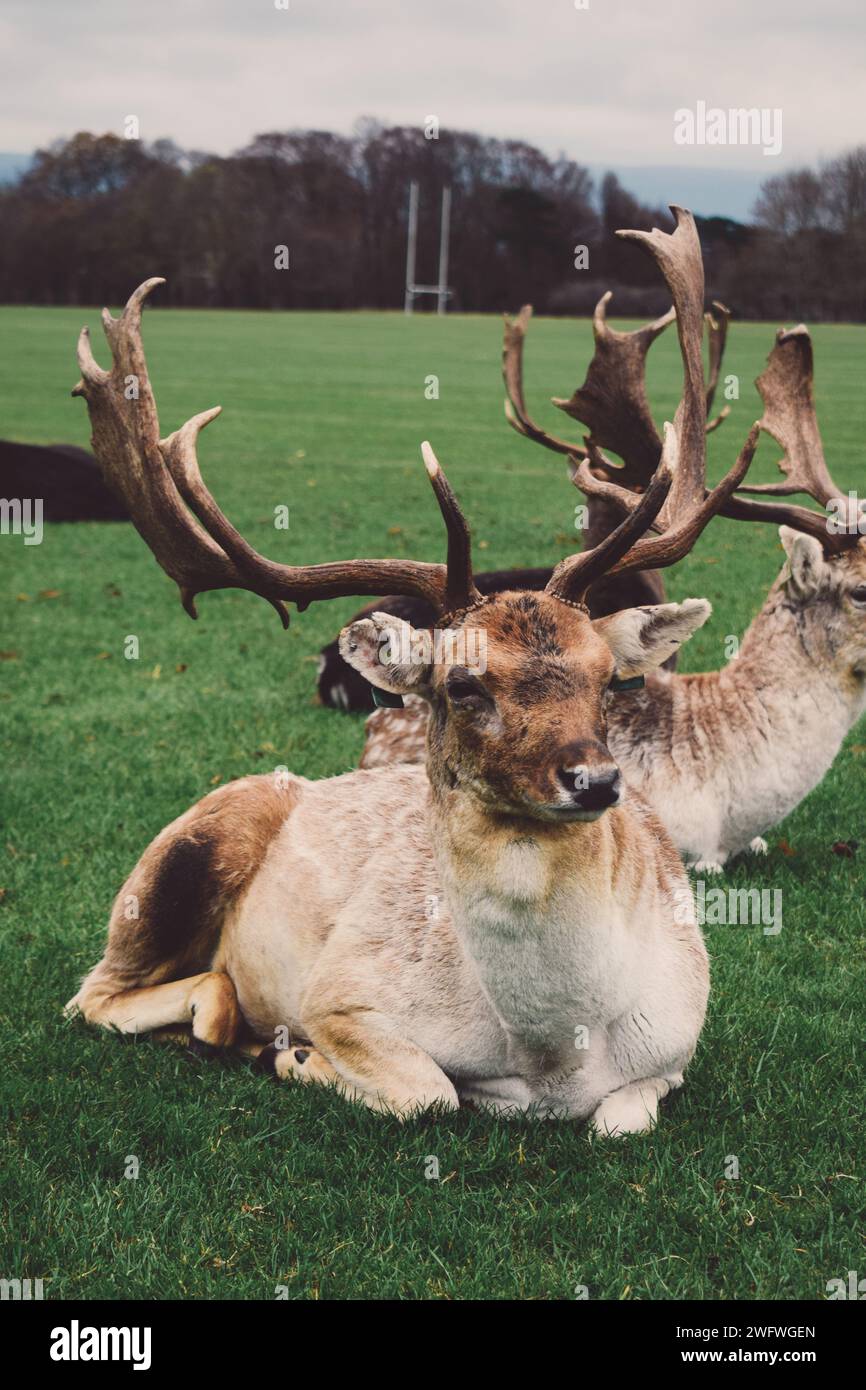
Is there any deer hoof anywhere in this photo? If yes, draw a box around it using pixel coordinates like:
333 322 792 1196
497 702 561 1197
255 1043 279 1074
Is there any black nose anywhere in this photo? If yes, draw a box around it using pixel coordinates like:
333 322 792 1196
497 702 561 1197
557 764 622 810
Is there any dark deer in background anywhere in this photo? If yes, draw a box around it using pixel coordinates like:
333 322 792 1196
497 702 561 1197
0 439 128 521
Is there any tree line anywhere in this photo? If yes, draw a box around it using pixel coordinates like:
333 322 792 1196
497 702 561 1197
0 125 864 320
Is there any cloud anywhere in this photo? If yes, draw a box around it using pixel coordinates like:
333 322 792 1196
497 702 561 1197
0 0 862 173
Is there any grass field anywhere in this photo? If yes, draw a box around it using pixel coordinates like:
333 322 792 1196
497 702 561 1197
1 302 864 1301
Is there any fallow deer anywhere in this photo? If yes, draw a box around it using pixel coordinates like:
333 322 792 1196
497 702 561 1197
359 243 866 872
65 210 759 1130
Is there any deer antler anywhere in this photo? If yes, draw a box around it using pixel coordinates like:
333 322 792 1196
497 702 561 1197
504 289 732 493
501 297 674 480
545 208 760 603
73 280 480 622
503 204 866 600
743 327 835 499
704 300 732 431
551 293 675 487
502 305 585 458
726 325 862 551
617 210 709 521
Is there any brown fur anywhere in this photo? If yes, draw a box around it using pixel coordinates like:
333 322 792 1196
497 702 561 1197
424 595 615 814
70 775 297 1018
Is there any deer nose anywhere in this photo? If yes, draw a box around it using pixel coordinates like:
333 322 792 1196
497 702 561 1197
557 763 622 811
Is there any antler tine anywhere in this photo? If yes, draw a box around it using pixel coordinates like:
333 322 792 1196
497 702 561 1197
570 444 651 521
737 326 841 503
552 291 675 486
73 279 253 621
74 279 475 621
155 407 286 623
720 493 855 552
704 300 732 431
728 324 862 551
613 422 760 580
421 441 480 615
617 207 708 523
502 305 588 457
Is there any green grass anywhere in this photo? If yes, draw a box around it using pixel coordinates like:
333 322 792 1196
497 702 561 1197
1 304 864 1300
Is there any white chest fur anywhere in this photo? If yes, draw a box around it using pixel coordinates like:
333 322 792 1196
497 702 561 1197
442 835 640 1052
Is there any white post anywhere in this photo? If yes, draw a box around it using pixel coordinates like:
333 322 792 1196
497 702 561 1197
437 185 451 315
404 181 419 315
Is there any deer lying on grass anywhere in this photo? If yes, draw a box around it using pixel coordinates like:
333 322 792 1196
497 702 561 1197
358 248 866 871
66 210 758 1129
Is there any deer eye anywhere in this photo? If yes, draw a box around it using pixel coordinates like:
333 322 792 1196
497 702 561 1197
445 668 491 709
850 585 866 606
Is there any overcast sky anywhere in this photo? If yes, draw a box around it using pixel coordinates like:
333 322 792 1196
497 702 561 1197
1 0 863 190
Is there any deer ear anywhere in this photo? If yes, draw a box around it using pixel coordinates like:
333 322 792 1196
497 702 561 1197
595 599 712 678
339 613 434 697
779 526 828 600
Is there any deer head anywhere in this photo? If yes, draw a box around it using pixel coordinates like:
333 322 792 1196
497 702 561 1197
341 589 711 821
72 209 759 825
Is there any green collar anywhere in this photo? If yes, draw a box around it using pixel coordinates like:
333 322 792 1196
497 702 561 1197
610 674 646 693
371 679 643 705
371 685 405 709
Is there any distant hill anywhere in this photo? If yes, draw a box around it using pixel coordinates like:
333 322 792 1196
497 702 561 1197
0 153 32 185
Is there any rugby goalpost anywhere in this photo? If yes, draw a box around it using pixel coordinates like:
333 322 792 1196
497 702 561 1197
404 181 452 315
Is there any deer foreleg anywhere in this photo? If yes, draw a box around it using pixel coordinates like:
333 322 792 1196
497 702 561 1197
259 1004 459 1118
589 1074 681 1137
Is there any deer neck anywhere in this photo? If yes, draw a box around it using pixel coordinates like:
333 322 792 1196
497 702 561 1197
423 772 632 1039
422 769 669 1060
733 578 865 726
427 783 598 916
